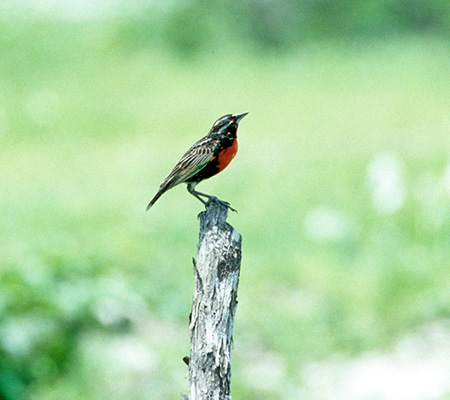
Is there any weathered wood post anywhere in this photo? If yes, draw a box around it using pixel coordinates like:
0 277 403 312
185 199 242 400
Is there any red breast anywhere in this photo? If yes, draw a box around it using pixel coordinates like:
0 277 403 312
216 139 238 172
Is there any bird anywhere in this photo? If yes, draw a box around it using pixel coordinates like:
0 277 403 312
146 112 248 211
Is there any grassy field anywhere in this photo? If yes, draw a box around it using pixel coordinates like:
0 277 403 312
1 20 450 399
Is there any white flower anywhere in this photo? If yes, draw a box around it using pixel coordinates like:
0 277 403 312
303 207 352 242
367 151 406 214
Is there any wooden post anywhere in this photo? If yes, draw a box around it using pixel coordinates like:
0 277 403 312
186 200 242 400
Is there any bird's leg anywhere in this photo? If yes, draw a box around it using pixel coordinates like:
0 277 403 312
186 184 208 205
186 183 237 212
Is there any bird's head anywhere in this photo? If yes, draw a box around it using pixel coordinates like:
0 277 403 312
208 112 248 139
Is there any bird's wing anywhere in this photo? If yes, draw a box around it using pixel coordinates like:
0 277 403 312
159 137 217 190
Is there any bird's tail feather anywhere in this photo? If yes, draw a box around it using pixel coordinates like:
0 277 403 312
146 188 167 211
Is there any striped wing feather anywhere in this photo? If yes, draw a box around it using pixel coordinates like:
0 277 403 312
159 137 217 190
146 136 219 210
147 137 217 210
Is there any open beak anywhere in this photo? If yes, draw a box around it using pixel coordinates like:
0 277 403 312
233 112 249 123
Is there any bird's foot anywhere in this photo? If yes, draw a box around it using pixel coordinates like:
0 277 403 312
206 196 237 213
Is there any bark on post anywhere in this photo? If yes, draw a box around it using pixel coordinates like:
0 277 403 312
187 200 242 400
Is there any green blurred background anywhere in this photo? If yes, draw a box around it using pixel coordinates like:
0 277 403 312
1 1 450 399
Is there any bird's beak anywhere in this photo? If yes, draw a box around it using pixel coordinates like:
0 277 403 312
233 112 248 123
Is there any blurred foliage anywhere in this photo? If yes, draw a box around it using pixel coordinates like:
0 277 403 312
1 1 450 399
113 0 450 54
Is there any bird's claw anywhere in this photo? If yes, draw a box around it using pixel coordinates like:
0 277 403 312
206 197 237 213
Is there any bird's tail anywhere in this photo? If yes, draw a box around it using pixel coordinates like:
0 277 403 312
146 188 167 211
